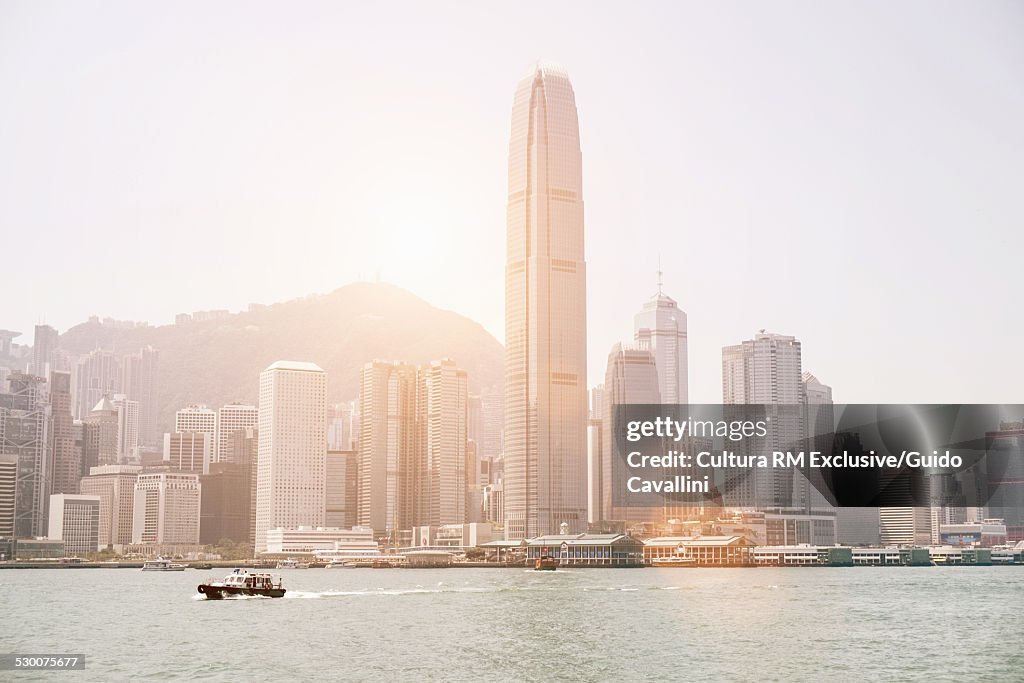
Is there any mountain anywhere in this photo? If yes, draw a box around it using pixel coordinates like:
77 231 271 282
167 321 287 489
58 283 504 434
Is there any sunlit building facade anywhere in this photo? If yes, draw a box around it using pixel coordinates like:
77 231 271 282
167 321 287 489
504 63 588 539
255 361 327 553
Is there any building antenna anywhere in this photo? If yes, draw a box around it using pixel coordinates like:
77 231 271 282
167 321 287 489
656 255 663 295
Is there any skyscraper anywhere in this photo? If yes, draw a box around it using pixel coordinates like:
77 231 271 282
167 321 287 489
31 325 59 378
111 394 139 463
48 371 79 495
255 361 327 554
418 359 469 527
602 344 662 524
72 350 120 420
722 332 805 508
131 471 201 548
0 454 17 538
634 277 688 405
121 346 159 448
82 395 119 472
0 373 50 537
504 63 588 539
79 464 141 551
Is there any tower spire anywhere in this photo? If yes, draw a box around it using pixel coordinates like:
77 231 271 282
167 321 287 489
656 255 663 295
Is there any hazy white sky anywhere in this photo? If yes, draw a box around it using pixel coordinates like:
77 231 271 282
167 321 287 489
2 1 1022 403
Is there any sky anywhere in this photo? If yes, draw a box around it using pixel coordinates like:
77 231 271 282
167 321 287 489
1 1 1022 403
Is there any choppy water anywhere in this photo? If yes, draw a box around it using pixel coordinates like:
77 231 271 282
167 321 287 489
1 566 1022 681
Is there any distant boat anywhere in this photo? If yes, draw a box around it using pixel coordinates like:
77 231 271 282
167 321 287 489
142 558 187 571
276 558 310 569
534 556 558 571
198 569 286 599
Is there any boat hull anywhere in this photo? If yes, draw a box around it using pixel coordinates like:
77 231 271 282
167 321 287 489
197 584 286 599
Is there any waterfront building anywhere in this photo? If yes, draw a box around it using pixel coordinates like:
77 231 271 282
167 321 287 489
525 531 645 567
939 519 1008 547
131 471 201 547
879 507 932 546
47 493 100 555
79 464 141 550
263 525 376 556
643 535 755 566
504 63 588 539
407 522 493 553
255 361 327 553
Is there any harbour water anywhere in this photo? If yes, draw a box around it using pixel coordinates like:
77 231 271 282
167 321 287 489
2 566 1022 681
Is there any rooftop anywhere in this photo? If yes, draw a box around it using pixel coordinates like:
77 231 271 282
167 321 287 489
265 360 324 373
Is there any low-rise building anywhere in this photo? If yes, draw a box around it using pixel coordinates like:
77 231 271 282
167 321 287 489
526 533 645 567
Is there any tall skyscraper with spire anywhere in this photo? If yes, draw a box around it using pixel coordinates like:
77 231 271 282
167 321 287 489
634 267 689 405
504 63 588 539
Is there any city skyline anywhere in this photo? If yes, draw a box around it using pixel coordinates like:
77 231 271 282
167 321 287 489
3 2 1023 404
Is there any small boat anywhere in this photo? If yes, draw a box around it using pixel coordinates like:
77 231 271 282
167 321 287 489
192 563 213 570
276 558 310 569
197 569 286 599
534 556 558 571
142 558 187 571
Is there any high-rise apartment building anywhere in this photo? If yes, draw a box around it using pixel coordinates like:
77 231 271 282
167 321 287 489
504 63 588 539
255 361 327 554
